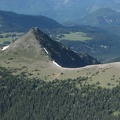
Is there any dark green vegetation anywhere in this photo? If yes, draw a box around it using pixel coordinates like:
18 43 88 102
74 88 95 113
0 66 120 120
0 10 63 32
46 27 120 62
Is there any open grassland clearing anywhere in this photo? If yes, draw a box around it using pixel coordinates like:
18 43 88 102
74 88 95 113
0 32 24 45
56 31 92 41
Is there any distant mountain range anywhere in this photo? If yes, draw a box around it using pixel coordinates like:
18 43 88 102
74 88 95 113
0 0 120 22
78 7 120 26
1 8 120 33
0 10 63 32
77 7 120 35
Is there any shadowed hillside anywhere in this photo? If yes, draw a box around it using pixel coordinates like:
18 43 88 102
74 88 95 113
0 10 63 32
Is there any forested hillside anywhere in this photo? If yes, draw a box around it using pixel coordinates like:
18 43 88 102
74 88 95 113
0 10 63 32
0 67 120 120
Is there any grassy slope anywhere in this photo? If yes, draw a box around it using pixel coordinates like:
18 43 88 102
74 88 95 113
0 49 120 89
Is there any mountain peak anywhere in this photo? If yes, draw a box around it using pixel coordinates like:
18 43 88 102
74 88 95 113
29 27 46 39
0 28 100 68
29 27 42 34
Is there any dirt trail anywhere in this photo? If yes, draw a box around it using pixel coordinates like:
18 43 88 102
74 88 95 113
53 73 61 79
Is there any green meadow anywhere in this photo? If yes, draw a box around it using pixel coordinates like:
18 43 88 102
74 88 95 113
57 32 92 41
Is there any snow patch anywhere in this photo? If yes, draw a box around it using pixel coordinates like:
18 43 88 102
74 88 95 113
43 47 48 54
53 61 62 67
100 45 107 49
2 45 9 51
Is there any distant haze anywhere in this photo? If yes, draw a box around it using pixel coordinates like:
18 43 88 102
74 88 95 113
0 0 120 23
